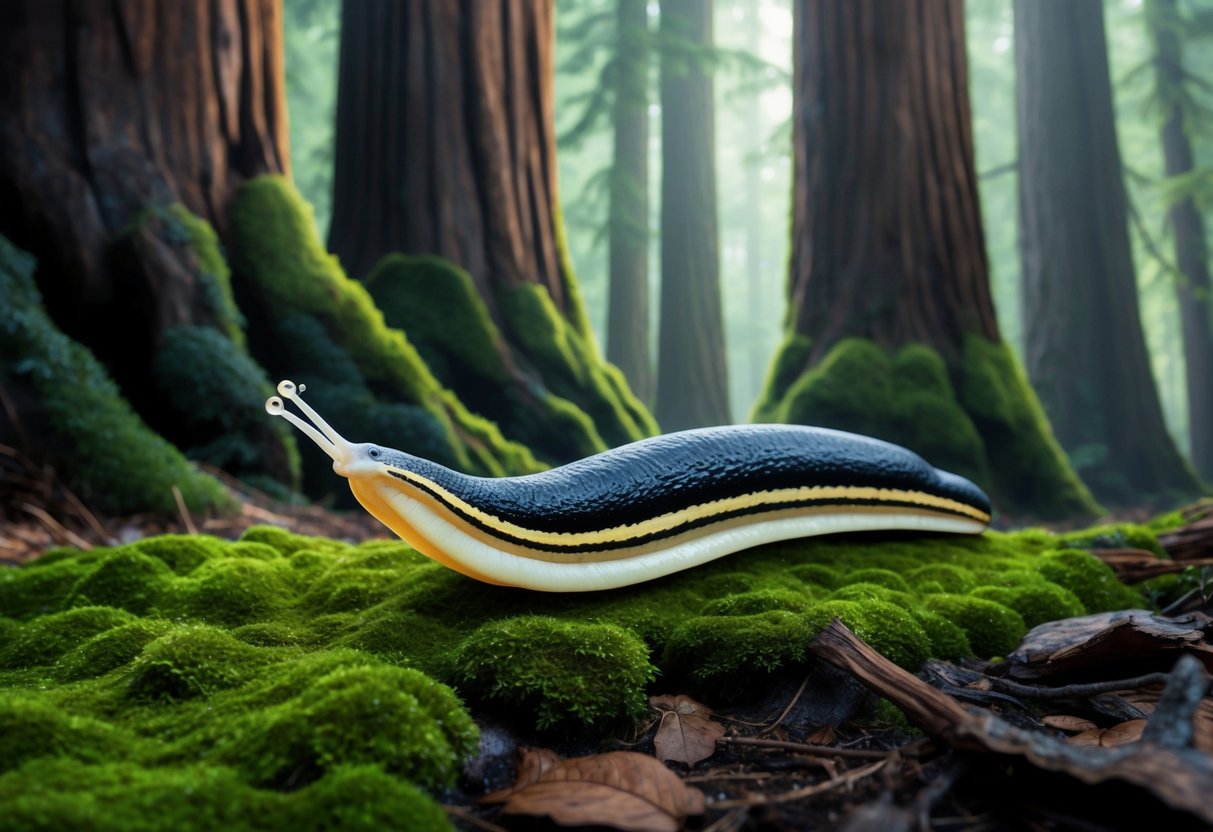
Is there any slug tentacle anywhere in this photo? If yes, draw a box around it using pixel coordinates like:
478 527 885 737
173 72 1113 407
266 380 993 592
266 380 354 467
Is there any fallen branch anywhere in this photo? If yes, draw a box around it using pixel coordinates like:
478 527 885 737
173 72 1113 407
719 735 930 761
808 619 1213 825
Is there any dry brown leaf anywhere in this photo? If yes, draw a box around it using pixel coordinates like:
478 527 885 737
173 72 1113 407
1100 719 1147 747
651 694 724 766
1066 720 1147 748
806 723 837 745
1043 715 1098 733
480 746 562 804
495 750 705 832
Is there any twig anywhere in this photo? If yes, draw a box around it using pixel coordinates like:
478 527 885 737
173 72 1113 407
441 805 508 832
720 735 929 760
985 672 1175 701
19 502 91 550
709 758 888 808
758 674 810 736
59 480 114 544
701 807 748 832
171 485 198 535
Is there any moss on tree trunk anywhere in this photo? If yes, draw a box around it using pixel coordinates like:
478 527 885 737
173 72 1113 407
227 176 545 501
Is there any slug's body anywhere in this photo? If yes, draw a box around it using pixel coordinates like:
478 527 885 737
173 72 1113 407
267 381 991 592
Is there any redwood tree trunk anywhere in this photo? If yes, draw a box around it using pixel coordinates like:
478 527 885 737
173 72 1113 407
754 0 1096 520
788 0 998 362
329 0 573 316
655 0 731 430
1151 0 1213 484
328 0 655 454
1016 0 1201 502
0 0 294 485
606 0 653 405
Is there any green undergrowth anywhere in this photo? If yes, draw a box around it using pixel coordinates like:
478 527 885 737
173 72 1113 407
0 235 231 515
752 335 1099 521
0 522 1152 826
227 176 544 496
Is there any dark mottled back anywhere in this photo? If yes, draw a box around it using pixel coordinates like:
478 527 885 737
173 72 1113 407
384 425 991 535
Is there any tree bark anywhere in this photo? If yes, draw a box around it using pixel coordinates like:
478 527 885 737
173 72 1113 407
655 0 731 431
1016 0 1202 502
1150 0 1213 484
329 0 572 314
0 0 295 488
788 0 998 363
606 0 653 405
328 0 655 454
755 0 1097 520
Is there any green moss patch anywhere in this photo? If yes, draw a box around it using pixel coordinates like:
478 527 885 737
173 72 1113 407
0 235 230 514
752 335 1100 521
365 254 607 464
497 283 658 445
227 176 543 493
0 521 1156 824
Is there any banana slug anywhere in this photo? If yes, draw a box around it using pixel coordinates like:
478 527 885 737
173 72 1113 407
266 380 990 592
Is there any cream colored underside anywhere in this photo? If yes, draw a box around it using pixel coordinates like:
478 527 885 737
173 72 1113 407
361 481 985 593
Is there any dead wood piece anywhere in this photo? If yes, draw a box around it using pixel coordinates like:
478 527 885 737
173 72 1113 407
1159 502 1213 562
1091 547 1213 582
999 609 1213 682
808 618 1213 826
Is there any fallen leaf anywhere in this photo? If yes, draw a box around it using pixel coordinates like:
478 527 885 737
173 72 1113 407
651 694 724 766
806 723 837 745
1043 715 1098 733
495 750 705 832
1101 719 1147 747
480 746 562 804
1066 720 1147 748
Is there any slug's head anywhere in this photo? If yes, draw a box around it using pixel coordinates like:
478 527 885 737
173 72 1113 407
265 380 389 480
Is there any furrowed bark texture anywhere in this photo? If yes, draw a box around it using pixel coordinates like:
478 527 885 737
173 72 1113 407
329 0 575 321
328 0 655 455
754 0 1098 520
606 0 653 405
0 0 294 485
788 0 998 364
1016 0 1202 502
655 0 731 431
1151 0 1213 484
0 0 288 343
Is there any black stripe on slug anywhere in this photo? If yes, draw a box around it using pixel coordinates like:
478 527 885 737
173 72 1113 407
388 467 980 553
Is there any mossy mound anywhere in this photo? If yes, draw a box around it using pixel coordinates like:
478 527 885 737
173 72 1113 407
366 254 615 464
454 616 656 729
496 282 658 445
0 235 230 514
0 521 1154 823
122 204 300 494
226 176 544 497
752 335 1099 521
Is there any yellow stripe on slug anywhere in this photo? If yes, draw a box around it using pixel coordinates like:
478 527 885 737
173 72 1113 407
383 466 991 550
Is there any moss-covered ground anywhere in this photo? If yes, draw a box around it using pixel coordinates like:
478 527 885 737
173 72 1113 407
0 521 1153 829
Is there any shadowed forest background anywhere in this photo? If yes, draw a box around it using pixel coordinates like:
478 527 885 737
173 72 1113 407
1 0 1211 528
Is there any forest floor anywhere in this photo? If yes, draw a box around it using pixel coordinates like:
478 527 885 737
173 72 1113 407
4 439 1213 831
